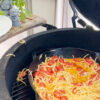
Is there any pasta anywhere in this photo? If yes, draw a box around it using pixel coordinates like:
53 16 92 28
33 55 100 100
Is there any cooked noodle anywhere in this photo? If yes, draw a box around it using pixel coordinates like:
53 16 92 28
33 56 100 100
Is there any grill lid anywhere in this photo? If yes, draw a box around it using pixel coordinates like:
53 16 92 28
72 0 100 28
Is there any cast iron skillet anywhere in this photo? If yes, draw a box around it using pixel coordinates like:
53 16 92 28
28 47 100 100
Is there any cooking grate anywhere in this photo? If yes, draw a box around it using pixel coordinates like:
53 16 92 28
11 76 36 100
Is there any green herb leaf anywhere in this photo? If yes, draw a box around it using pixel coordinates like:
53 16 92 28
0 11 6 15
20 12 26 22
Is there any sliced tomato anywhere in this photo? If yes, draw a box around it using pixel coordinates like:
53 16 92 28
45 92 50 100
48 60 55 66
73 82 83 86
77 67 83 71
39 82 46 87
59 57 64 63
59 75 66 81
58 65 64 71
72 87 77 94
59 90 66 94
49 78 53 83
36 79 39 83
52 55 58 62
90 74 96 80
97 69 100 74
88 81 93 86
39 67 44 71
33 71 44 78
64 62 71 66
85 58 94 65
54 66 59 73
60 96 68 100
54 90 62 99
74 58 83 62
79 70 86 76
46 67 53 75
97 64 100 67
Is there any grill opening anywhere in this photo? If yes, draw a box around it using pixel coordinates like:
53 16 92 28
11 76 36 100
4 29 100 100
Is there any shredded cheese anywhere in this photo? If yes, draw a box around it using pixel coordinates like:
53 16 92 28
33 56 100 100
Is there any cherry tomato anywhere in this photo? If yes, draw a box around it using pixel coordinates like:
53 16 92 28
60 96 68 100
54 91 61 99
45 92 50 100
79 70 86 76
59 57 64 63
39 82 46 87
77 67 83 71
97 69 100 74
85 58 94 65
39 67 44 71
97 64 100 67
73 82 83 86
59 90 66 94
49 78 53 83
58 65 64 71
46 67 53 75
52 55 58 62
48 60 55 66
33 71 44 78
74 58 82 62
59 75 66 81
54 66 59 73
36 79 39 83
90 74 96 80
88 81 92 85
72 87 77 94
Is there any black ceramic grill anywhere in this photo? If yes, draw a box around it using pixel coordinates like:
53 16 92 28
1 0 100 100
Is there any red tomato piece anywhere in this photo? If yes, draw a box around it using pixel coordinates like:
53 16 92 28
59 57 64 63
36 79 39 83
90 74 96 80
49 78 53 83
74 58 82 62
48 60 55 66
59 75 66 81
39 82 46 87
77 67 83 71
72 87 77 94
97 64 100 67
54 91 62 99
39 67 44 71
45 92 50 100
54 66 59 73
52 55 58 62
60 96 68 100
59 90 66 94
88 81 93 85
46 67 53 75
85 58 94 65
33 71 44 78
58 65 64 71
79 70 86 76
97 69 100 74
73 82 83 86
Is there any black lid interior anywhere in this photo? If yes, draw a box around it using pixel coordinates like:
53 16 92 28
72 0 100 28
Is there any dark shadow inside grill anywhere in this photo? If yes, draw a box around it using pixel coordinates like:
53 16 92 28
4 29 100 100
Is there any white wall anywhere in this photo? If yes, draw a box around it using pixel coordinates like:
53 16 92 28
32 0 56 33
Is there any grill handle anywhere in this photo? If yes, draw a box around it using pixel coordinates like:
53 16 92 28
42 24 57 30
